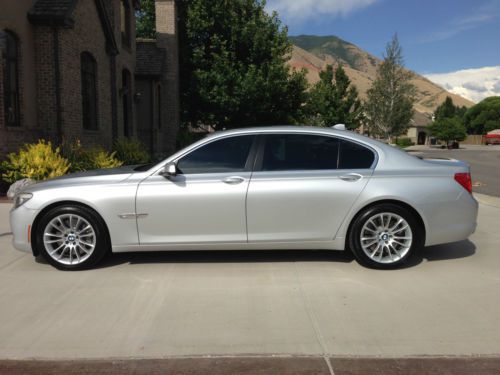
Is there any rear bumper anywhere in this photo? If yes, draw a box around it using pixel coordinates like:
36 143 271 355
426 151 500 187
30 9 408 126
419 192 478 247
9 205 39 253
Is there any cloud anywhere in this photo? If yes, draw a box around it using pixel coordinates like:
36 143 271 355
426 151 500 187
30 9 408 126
419 0 500 43
266 0 378 23
425 66 500 103
463 81 488 92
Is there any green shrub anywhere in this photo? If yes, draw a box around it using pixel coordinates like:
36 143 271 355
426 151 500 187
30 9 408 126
0 140 70 183
395 137 414 148
62 140 122 172
87 148 123 169
112 137 150 165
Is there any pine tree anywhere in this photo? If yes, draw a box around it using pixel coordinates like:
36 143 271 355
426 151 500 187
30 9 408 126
364 34 416 140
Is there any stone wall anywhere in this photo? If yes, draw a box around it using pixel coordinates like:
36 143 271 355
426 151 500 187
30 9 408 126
57 0 113 149
155 0 180 155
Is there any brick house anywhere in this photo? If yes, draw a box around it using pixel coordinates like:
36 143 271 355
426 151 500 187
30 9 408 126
0 0 179 157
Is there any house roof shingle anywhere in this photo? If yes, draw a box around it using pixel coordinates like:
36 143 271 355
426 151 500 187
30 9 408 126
28 0 118 54
28 0 78 26
136 40 165 77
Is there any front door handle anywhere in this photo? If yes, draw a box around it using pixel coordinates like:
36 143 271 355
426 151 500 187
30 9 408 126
340 173 363 182
222 176 245 185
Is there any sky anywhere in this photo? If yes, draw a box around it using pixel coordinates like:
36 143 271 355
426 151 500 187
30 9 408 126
266 0 500 102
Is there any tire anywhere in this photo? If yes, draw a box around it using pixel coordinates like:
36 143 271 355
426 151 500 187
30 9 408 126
35 205 109 270
348 203 424 269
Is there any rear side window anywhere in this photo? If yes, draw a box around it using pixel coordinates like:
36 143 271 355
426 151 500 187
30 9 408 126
177 135 255 174
261 134 339 171
338 140 375 169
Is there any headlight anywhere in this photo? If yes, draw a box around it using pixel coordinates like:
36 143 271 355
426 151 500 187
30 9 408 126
13 193 33 209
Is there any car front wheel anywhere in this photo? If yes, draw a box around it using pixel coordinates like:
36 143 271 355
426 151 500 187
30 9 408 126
35 205 109 270
348 204 424 269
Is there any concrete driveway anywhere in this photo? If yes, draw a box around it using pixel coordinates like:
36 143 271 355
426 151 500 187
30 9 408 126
0 196 499 366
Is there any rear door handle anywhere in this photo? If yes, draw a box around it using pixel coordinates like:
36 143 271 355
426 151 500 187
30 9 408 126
222 176 245 185
340 173 363 182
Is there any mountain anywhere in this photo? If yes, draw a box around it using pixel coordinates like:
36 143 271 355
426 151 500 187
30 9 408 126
288 35 474 125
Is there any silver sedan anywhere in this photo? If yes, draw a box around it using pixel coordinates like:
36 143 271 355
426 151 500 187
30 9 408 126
10 127 478 270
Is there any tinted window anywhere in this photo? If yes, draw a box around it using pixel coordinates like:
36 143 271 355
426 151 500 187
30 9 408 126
338 140 375 169
262 134 339 171
177 136 255 174
81 52 98 130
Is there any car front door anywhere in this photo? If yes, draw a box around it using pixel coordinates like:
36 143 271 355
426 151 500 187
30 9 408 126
246 133 376 242
136 135 257 245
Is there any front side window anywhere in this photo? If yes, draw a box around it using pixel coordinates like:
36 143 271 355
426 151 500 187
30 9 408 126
262 134 339 171
177 136 255 174
1 30 20 127
81 52 98 130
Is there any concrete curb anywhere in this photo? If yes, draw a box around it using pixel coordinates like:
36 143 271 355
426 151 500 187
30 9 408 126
474 193 500 208
1 356 499 375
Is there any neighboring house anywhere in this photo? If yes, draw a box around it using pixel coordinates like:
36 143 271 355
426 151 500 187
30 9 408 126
0 0 179 156
405 112 433 145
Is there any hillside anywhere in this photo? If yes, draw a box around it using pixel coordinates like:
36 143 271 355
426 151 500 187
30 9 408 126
288 35 474 125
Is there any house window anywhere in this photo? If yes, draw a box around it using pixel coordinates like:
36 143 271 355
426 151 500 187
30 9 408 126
0 30 21 127
157 84 162 129
81 52 98 130
121 0 131 47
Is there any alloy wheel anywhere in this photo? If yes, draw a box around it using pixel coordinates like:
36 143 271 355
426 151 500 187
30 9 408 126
359 212 413 264
43 214 96 265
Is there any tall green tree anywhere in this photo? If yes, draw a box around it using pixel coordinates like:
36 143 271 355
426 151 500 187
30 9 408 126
305 64 363 129
178 0 308 130
434 96 468 121
464 96 500 134
135 0 156 39
364 34 416 140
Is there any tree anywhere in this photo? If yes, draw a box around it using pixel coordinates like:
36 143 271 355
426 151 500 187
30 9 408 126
428 117 467 145
136 0 156 38
434 96 468 121
178 0 308 130
464 96 500 134
304 64 363 129
364 34 416 140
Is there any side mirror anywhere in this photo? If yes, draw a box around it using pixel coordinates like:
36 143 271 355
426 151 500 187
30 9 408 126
160 163 178 178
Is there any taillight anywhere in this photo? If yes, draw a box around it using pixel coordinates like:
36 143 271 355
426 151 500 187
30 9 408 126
454 173 472 194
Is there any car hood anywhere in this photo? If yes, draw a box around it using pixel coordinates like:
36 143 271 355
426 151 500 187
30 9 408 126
23 165 139 193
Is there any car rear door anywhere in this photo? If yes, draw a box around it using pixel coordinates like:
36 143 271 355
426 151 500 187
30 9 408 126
246 133 376 242
136 135 257 245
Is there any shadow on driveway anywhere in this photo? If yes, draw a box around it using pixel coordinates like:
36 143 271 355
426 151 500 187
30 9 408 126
35 240 476 270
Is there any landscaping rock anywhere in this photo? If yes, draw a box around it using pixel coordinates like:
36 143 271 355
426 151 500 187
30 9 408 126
7 179 36 199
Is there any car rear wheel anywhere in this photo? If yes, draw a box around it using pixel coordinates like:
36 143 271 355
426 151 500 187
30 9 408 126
35 205 109 270
348 204 424 269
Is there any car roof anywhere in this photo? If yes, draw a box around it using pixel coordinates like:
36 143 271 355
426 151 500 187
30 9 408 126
207 125 395 151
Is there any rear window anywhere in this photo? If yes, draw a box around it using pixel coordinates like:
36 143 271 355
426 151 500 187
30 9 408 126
262 134 339 171
338 140 375 169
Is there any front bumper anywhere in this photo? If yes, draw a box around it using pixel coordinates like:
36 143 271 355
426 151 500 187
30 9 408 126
9 205 39 253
